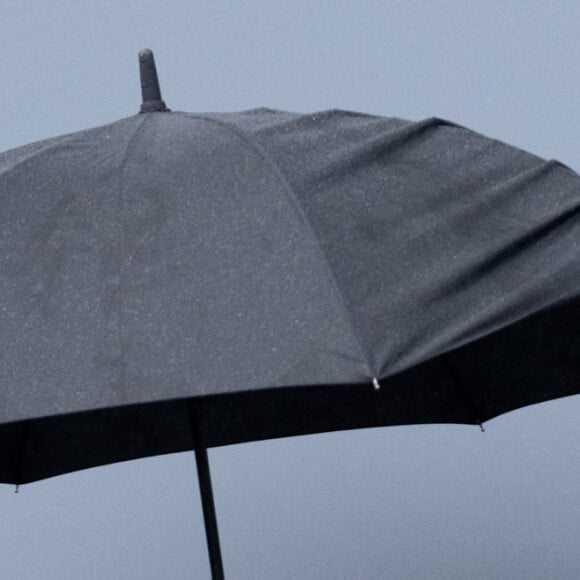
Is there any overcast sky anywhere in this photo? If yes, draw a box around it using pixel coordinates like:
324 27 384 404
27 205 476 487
1 1 580 579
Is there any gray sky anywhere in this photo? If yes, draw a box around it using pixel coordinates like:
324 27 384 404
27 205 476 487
1 1 580 578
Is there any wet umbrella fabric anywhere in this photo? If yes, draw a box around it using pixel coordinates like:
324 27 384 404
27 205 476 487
1 87 580 575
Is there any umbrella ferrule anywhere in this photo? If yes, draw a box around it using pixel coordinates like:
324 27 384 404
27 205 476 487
139 49 169 113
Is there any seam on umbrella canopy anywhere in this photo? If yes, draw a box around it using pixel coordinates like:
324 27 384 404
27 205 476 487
182 112 376 379
117 114 151 174
116 114 151 405
0 115 140 175
0 133 94 175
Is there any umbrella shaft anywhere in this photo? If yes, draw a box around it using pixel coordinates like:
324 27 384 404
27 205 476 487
195 444 226 580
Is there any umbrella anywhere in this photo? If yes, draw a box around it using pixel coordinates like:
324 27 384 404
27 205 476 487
1 49 579 579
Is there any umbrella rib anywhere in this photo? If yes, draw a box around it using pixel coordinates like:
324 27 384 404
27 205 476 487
117 114 152 174
441 354 485 432
14 419 31 488
182 113 375 379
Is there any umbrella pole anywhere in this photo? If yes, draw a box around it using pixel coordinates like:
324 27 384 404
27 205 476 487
194 444 226 580
189 400 226 580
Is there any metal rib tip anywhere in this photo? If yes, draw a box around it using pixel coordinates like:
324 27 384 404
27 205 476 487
138 49 169 113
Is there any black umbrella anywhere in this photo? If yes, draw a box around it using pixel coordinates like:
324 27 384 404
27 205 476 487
1 50 579 579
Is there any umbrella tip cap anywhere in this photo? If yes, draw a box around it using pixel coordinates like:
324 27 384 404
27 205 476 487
138 49 170 113
139 48 153 60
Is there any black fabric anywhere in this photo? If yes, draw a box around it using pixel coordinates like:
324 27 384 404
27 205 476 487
1 108 579 483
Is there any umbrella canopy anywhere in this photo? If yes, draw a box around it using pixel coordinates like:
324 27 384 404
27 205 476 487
1 53 580 482
1 49 580 578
